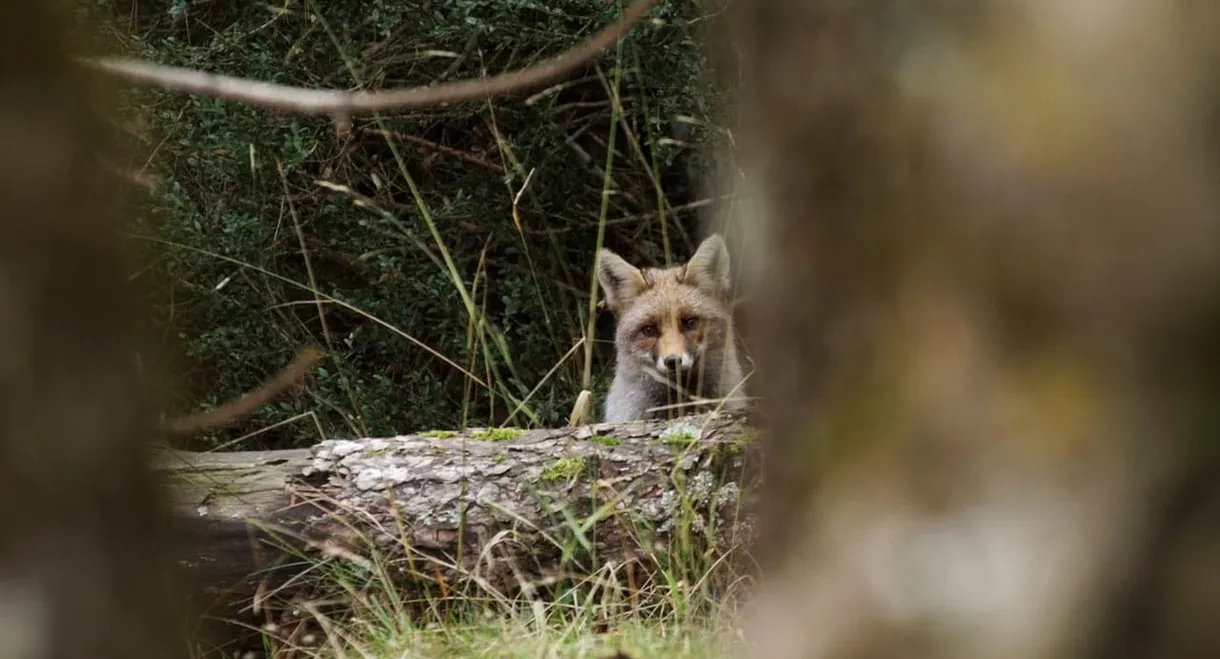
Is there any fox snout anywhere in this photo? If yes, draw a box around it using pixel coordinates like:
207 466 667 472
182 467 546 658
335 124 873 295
655 330 697 373
657 350 694 373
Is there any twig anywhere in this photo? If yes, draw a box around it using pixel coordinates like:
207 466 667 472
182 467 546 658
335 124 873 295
81 0 658 120
161 347 324 435
361 128 503 173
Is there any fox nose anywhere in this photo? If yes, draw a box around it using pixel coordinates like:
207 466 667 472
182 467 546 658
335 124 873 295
662 355 683 371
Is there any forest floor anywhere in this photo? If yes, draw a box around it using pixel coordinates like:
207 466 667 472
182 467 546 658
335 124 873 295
244 516 748 659
332 617 735 658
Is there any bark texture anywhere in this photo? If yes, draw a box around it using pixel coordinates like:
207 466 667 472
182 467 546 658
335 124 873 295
157 412 759 643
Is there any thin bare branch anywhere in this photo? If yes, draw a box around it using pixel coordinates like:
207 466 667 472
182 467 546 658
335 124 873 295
161 347 324 435
82 0 658 117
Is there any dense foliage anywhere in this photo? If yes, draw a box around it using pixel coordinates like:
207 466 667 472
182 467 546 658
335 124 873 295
80 0 732 450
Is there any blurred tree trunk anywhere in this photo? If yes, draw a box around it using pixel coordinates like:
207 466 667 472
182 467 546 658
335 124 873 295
727 2 1220 658
0 4 195 659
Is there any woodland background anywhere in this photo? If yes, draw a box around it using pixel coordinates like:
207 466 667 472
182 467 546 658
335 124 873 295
55 4 1220 659
78 0 733 451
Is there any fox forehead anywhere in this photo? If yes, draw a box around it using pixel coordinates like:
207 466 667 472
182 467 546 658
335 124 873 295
639 265 692 294
640 264 726 299
618 269 728 327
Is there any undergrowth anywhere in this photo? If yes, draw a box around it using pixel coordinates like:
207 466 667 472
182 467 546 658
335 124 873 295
73 0 748 656
78 0 739 451
212 427 754 659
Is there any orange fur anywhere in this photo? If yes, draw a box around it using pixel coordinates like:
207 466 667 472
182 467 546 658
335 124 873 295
598 235 746 422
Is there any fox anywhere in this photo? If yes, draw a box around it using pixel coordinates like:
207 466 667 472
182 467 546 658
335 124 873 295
597 233 747 422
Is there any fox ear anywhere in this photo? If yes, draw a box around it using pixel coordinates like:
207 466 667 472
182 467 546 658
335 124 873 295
598 248 647 311
683 233 731 297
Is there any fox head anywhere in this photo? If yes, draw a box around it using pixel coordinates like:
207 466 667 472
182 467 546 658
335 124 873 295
598 234 736 388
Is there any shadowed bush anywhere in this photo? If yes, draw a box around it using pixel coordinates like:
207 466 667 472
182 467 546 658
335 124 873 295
79 0 736 450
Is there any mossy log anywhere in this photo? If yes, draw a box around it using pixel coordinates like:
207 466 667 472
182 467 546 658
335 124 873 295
156 411 760 645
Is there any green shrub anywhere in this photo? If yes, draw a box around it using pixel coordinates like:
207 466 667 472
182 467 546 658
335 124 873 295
80 0 732 450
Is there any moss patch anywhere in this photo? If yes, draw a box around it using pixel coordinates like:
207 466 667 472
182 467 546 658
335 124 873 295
472 427 525 442
659 420 701 447
420 430 457 439
541 456 586 482
589 435 620 446
729 427 760 454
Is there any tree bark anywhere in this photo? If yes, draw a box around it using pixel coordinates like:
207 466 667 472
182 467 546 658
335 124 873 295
156 411 760 644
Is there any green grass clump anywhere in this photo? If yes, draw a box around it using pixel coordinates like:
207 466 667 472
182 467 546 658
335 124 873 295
247 483 750 659
342 618 735 659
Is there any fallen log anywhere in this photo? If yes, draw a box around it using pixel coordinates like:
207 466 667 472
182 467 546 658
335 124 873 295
156 411 761 648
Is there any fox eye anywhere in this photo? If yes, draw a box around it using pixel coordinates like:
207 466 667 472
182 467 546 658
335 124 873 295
640 324 659 338
680 316 698 332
